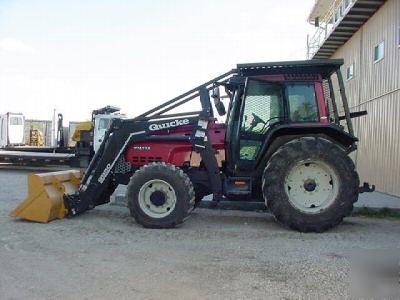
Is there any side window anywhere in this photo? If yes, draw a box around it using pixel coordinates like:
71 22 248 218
10 117 22 125
241 80 282 134
239 80 283 161
287 84 319 122
98 118 110 130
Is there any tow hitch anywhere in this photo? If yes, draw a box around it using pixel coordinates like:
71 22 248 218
359 182 375 193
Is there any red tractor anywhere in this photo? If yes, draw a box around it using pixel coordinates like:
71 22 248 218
11 59 373 232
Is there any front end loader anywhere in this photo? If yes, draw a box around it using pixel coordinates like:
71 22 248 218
10 170 81 222
10 59 374 232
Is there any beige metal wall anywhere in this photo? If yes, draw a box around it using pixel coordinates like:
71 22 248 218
330 0 400 196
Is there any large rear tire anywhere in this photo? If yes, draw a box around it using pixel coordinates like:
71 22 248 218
126 162 195 228
262 137 359 233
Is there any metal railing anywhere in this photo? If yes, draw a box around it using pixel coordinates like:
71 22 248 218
307 0 356 58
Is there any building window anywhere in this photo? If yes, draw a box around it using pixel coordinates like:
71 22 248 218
346 64 354 80
374 41 384 62
398 27 400 46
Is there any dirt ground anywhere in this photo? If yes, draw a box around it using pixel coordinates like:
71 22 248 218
1 166 399 300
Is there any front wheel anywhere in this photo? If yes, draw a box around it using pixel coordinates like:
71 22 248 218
126 162 195 228
262 137 359 232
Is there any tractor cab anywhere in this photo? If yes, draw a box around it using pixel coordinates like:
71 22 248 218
214 61 358 182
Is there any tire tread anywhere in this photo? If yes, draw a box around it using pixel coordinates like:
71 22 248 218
262 137 359 233
126 162 195 228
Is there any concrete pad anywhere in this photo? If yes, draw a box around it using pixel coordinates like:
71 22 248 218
356 191 400 210
2 168 400 299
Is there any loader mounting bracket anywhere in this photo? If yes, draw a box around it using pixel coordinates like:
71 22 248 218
63 194 94 216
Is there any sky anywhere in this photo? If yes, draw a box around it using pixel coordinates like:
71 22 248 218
0 0 315 123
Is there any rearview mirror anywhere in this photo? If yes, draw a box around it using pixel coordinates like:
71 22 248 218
211 86 226 116
211 86 220 101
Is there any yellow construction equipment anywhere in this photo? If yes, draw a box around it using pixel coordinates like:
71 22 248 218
71 121 92 142
10 170 82 223
29 128 45 146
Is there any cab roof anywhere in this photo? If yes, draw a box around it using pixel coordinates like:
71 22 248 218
237 59 343 79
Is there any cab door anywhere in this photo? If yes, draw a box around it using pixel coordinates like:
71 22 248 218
236 79 284 170
8 114 24 145
93 115 112 152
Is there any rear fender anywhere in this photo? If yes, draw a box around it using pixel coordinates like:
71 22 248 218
255 124 357 176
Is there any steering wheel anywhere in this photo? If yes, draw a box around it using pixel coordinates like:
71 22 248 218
248 112 267 131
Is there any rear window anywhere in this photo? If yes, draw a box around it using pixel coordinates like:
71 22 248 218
10 117 23 125
287 84 319 122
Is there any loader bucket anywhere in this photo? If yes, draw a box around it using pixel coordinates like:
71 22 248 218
9 170 82 223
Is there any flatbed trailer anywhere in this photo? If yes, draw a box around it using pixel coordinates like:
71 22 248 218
0 106 122 168
0 150 78 166
1 146 75 154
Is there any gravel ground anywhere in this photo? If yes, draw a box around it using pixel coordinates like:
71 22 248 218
0 166 399 300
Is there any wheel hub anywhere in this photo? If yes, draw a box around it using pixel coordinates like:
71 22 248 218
138 179 177 218
150 190 167 206
284 160 339 214
303 179 317 192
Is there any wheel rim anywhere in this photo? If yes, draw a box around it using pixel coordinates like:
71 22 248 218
284 160 339 214
138 179 177 218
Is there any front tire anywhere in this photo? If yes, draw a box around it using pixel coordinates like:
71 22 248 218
262 137 359 232
126 162 195 228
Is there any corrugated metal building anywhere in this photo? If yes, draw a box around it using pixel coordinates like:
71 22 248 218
307 0 399 196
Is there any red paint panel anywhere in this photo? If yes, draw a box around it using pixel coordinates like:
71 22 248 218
251 75 285 81
125 119 226 167
208 120 226 150
315 82 328 123
125 141 193 166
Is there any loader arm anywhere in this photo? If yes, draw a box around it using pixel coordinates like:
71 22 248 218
10 68 234 223
64 87 226 216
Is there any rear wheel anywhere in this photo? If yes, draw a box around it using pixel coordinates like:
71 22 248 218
262 137 359 232
126 162 195 228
